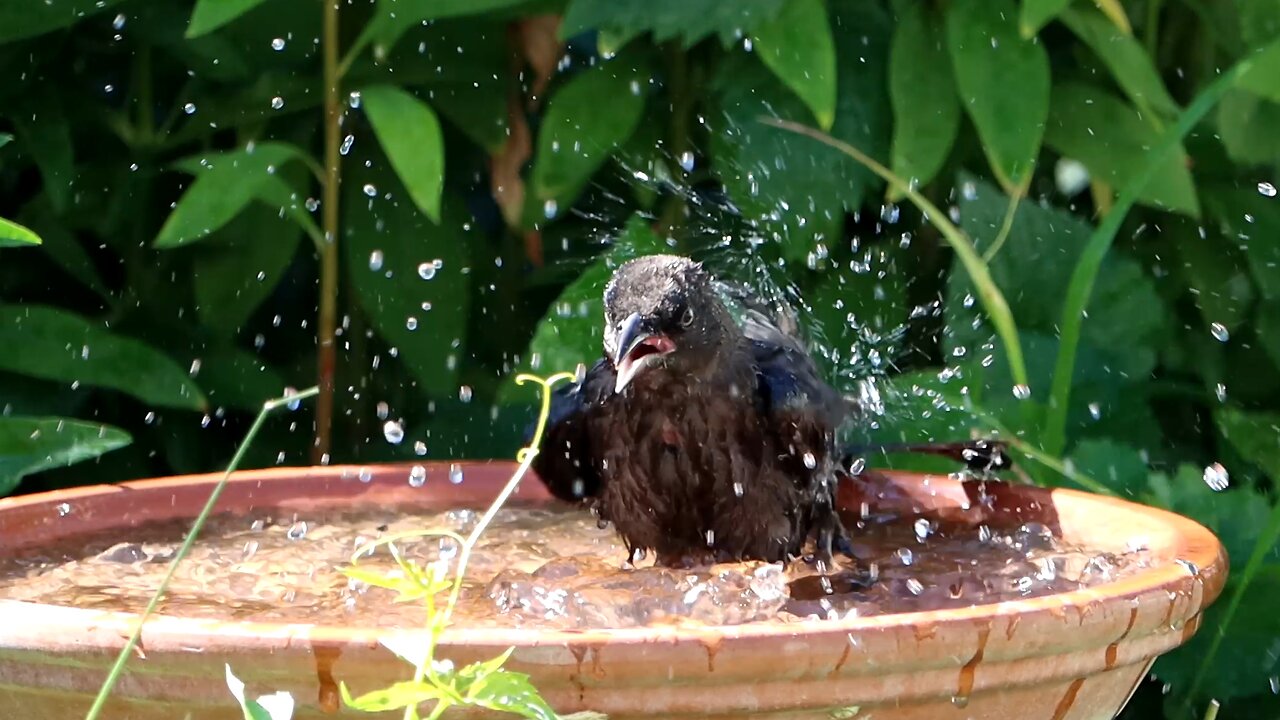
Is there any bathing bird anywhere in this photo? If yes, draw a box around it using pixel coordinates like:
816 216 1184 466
528 254 854 568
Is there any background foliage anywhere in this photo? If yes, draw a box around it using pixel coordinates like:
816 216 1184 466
1 0 1278 716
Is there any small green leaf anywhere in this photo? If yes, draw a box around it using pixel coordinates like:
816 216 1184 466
342 680 446 712
0 217 42 247
750 0 837 130
887 0 960 197
186 0 270 37
947 0 1050 192
1044 82 1199 217
0 133 11 148
361 85 446 224
361 0 532 58
0 416 131 496
1018 0 1071 37
464 668 558 720
225 664 295 720
0 0 126 44
0 305 206 410
531 53 651 208
1059 7 1180 117
156 142 311 248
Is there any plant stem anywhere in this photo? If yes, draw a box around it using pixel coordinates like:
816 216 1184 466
1040 53 1256 456
761 117 1029 395
84 388 320 720
315 0 342 464
981 187 1022 262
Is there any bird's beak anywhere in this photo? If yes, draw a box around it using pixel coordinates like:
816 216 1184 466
612 312 675 393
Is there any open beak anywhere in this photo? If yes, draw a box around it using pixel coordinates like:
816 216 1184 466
612 312 675 393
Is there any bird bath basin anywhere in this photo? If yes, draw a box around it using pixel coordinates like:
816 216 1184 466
0 462 1226 719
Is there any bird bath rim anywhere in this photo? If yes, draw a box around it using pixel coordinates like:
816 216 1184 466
0 461 1227 652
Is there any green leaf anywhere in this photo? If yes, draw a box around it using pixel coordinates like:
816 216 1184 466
1059 7 1180 117
1044 82 1199 217
1258 300 1280 369
341 680 446 712
0 305 206 410
887 1 960 198
1171 216 1255 333
0 133 11 149
1239 40 1280 103
1216 88 1280 165
500 215 667 400
1217 407 1280 478
361 85 446 224
947 0 1050 192
750 0 837 130
12 95 74 213
343 145 471 394
225 664 295 720
1066 439 1148 498
1018 0 1071 37
1240 0 1280 50
360 0 533 59
0 217 42 247
156 142 311 248
189 347 289 412
464 669 558 720
0 0 126 44
711 0 891 260
186 0 270 38
561 0 787 47
0 416 131 496
18 198 108 297
1202 181 1280 299
531 53 651 209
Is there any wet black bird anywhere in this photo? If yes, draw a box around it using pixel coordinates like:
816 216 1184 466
529 254 853 567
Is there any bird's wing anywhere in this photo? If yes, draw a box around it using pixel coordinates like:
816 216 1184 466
527 358 614 502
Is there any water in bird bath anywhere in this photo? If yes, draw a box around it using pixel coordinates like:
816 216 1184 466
0 497 1151 629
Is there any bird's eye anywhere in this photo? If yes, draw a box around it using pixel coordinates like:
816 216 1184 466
680 307 695 327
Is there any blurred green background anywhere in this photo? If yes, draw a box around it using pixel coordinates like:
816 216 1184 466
1 0 1278 716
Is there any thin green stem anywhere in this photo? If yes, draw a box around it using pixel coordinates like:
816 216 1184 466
84 387 320 720
1041 54 1257 456
761 117 1029 394
1202 699 1220 720
981 187 1022 262
1144 0 1164 57
315 0 342 463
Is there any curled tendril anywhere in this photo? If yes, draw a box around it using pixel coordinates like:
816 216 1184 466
514 372 578 464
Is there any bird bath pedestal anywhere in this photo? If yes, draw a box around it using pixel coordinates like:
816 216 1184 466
0 462 1226 719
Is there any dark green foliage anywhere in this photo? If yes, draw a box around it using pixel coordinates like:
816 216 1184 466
0 0 1278 716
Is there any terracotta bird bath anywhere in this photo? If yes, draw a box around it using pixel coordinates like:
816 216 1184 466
0 462 1226 719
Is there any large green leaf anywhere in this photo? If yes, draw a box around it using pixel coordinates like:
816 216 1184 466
12 94 73 213
1067 438 1149 498
0 0 126 44
887 0 960 198
361 85 445 224
193 194 304 341
343 147 471 394
189 347 290 412
750 0 837 130
1018 0 1071 37
947 0 1050 192
1059 7 1180 118
530 53 651 210
0 416 131 496
1239 40 1280 103
185 0 270 38
561 0 787 47
711 0 891 261
1171 216 1256 333
1044 82 1199 217
0 217 42 247
360 0 533 59
1202 181 1280 299
156 142 312 248
17 197 108 297
1216 88 1280 165
0 306 206 410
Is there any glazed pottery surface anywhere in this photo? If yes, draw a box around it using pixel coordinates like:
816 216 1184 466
0 462 1227 719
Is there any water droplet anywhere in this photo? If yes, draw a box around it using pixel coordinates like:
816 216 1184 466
448 463 464 484
1210 323 1229 342
357 466 373 483
848 457 866 475
743 37 754 52
678 151 695 172
543 199 558 219
56 502 72 517
362 183 377 197
1215 383 1228 403
305 197 319 212
414 440 427 456
732 482 744 497
1088 402 1101 420
144 411 156 424
340 134 354 155
1203 462 1229 491
458 385 473 402
189 359 202 376
286 520 308 540
284 387 302 411
408 465 427 487
905 578 923 595
112 13 126 29
1012 384 1031 400
368 250 384 271
241 540 259 560
1259 182 1277 198
913 518 932 541
417 262 436 280
348 91 361 108
405 317 418 331
383 420 404 444
802 451 817 469
270 96 284 110
183 102 197 115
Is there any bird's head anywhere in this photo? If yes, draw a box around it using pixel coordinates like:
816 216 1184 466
601 254 738 393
